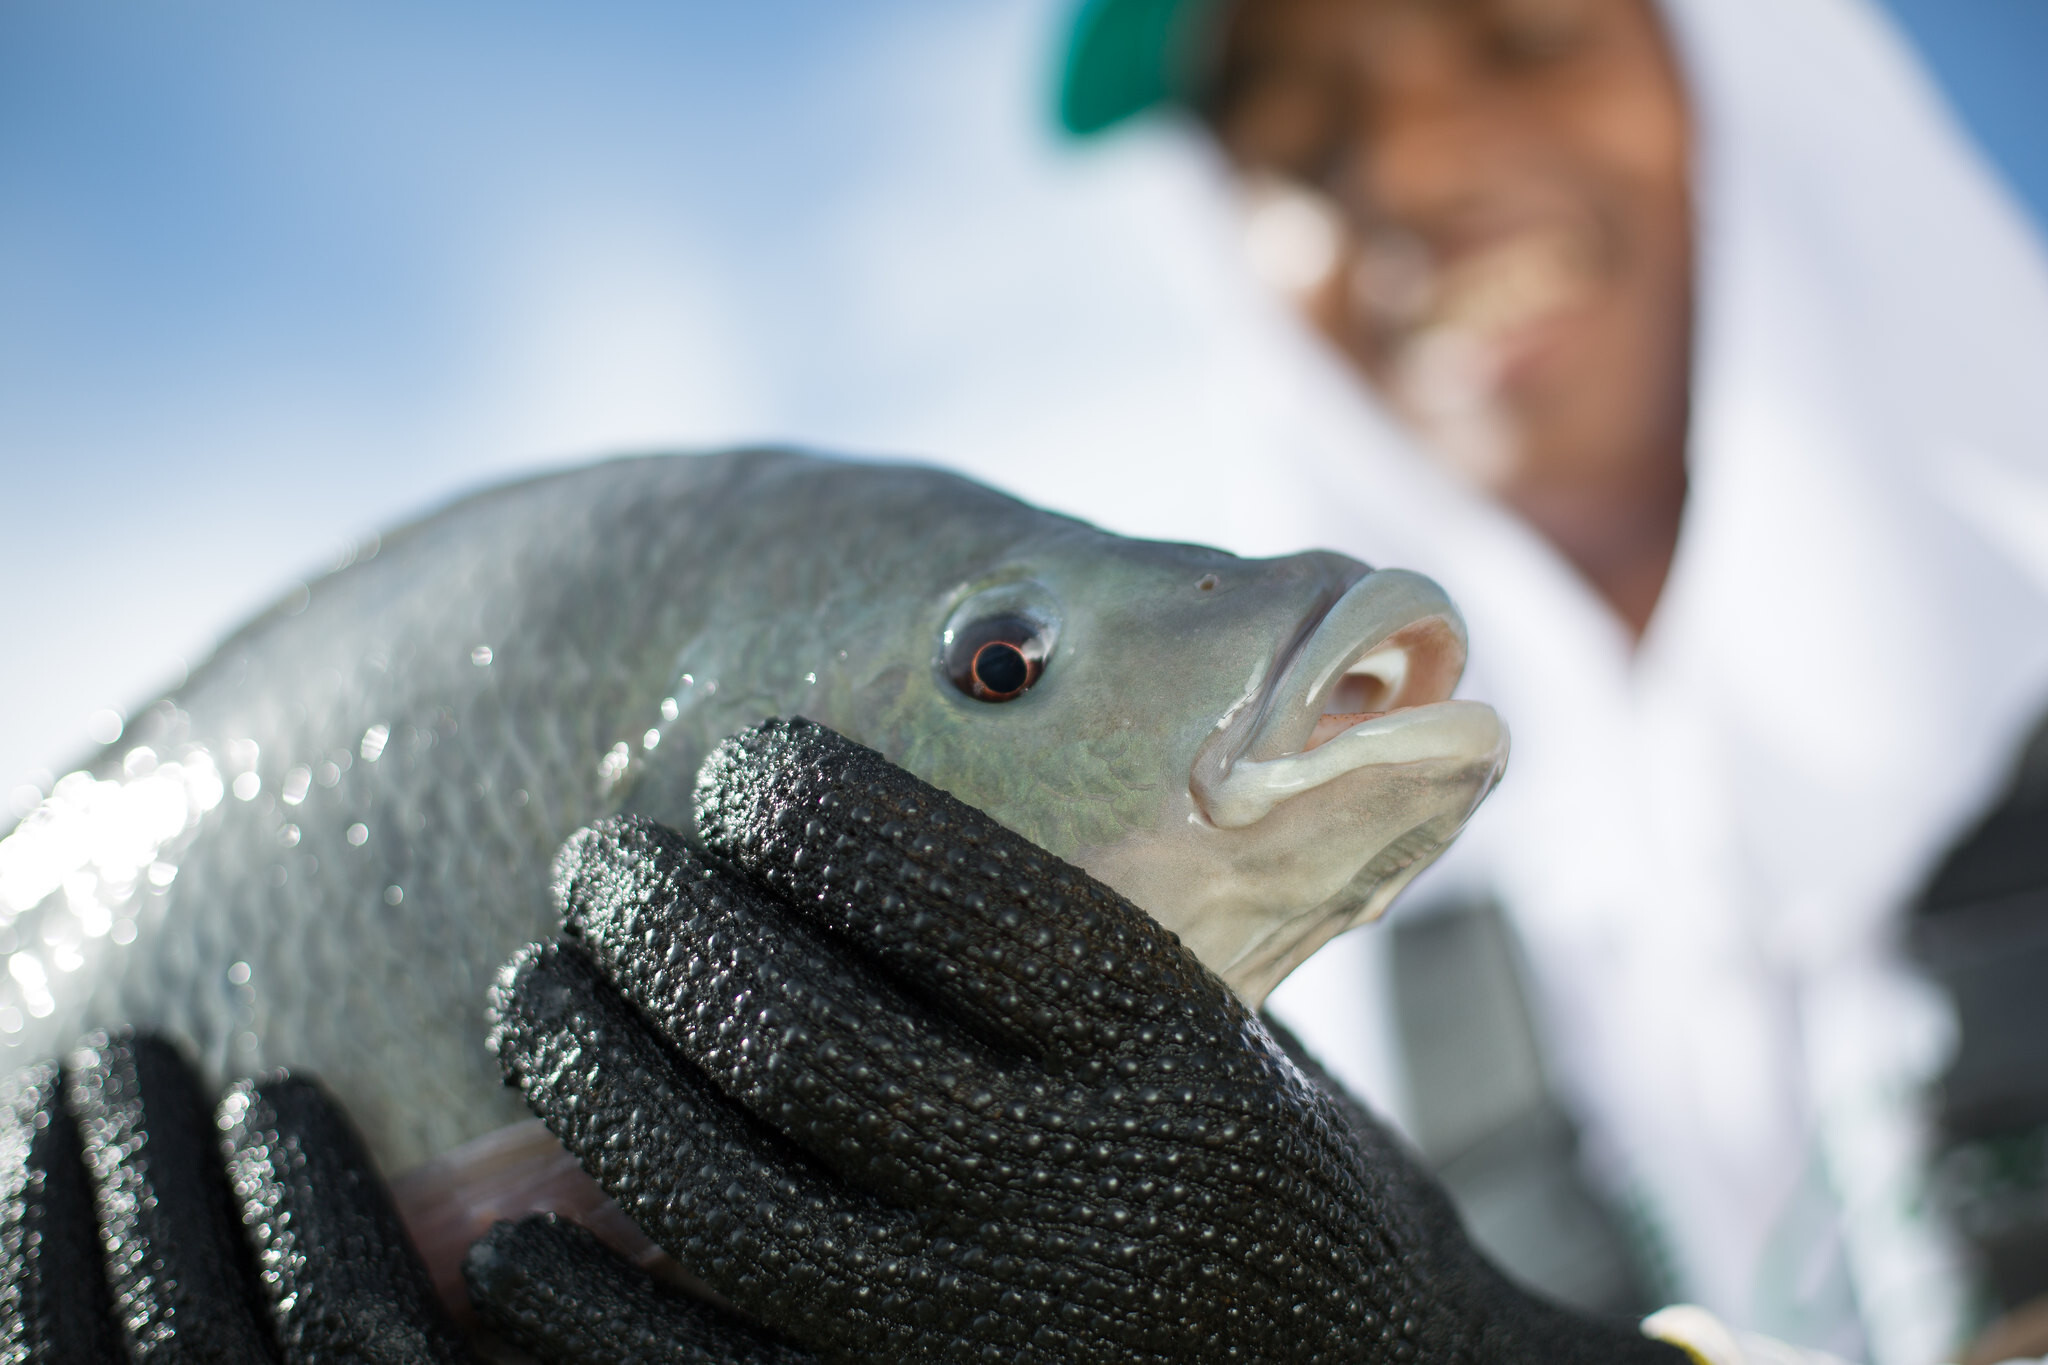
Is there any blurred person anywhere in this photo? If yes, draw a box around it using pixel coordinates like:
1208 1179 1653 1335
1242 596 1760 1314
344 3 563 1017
1055 0 2048 1361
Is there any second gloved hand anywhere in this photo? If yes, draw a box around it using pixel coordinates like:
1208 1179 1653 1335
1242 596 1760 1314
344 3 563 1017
488 718 1687 1364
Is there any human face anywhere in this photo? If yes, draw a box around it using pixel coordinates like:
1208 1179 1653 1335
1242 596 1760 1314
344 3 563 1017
1209 0 1693 611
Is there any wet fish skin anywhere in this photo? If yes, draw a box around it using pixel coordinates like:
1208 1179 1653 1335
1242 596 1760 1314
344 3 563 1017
0 450 1376 1173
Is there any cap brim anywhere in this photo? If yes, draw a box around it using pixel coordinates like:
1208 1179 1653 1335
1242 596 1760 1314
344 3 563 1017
1057 0 1224 137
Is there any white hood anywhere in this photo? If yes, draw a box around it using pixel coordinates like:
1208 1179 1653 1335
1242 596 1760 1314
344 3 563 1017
1277 1 2048 1355
970 0 2048 1358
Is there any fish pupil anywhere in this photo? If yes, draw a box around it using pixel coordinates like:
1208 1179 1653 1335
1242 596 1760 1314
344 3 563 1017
943 606 1053 702
972 641 1032 699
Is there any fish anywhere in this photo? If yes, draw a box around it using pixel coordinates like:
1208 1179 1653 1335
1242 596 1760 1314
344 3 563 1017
0 449 1506 1182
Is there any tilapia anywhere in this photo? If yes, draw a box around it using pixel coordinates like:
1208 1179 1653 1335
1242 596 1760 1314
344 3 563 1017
0 450 1505 1178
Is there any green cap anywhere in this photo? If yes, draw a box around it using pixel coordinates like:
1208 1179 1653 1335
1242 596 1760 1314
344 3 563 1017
1057 0 1229 137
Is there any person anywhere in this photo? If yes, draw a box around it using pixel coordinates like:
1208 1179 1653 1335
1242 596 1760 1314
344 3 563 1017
1051 1 2048 1362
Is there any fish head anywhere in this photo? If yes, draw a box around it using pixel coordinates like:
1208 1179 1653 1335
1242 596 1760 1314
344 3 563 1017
798 476 1508 1009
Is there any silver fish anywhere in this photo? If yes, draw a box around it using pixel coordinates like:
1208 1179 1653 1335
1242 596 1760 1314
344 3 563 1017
0 450 1505 1176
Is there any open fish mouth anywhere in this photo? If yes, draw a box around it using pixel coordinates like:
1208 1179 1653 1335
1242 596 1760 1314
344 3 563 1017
1192 569 1505 830
1066 565 1510 1008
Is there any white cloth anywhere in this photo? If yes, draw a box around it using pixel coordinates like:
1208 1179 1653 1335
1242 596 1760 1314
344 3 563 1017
1645 1303 2046 1365
950 0 2048 1360
1646 1303 1861 1365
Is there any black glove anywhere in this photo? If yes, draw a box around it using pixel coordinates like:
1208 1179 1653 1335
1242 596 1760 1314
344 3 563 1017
463 1213 810 1364
484 717 1688 1365
1 1032 477 1363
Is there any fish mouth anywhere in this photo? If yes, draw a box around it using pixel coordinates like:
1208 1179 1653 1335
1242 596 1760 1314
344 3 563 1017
1192 568 1505 830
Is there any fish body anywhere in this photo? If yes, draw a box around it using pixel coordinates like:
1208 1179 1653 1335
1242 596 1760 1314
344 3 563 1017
0 451 1505 1173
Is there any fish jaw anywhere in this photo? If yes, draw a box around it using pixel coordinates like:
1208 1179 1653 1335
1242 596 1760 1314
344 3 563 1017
1074 569 1508 1009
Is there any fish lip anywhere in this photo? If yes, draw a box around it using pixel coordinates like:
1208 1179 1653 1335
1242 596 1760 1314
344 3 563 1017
1190 568 1506 830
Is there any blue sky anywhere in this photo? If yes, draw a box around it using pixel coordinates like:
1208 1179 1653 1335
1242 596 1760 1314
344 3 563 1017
1878 0 2048 229
2 0 2044 794
0 0 1263 789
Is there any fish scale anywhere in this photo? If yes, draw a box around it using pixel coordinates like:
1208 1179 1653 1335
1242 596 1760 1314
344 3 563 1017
0 448 1500 1179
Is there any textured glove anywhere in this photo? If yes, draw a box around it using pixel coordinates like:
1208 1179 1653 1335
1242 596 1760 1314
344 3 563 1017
487 717 1689 1364
0 1032 478 1363
463 1212 811 1363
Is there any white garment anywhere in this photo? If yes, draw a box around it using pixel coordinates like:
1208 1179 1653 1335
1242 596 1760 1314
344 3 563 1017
951 0 2048 1360
1647 1304 2046 1365
1647 1303 1861 1365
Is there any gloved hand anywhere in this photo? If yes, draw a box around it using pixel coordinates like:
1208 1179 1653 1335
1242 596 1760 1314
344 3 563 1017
1 1031 477 1363
1 1028 819 1364
483 717 1690 1364
0 1039 933 1364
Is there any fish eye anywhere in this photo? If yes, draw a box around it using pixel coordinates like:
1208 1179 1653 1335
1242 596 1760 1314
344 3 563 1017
946 615 1049 702
940 584 1060 704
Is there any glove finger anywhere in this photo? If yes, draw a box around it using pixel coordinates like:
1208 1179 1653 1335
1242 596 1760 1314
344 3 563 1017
494 946 1292 1362
0 1059 124 1361
464 1214 815 1365
553 820 1330 1342
68 1031 280 1362
220 1073 477 1363
556 816 1042 1217
492 940 983 1359
692 719 1235 1065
